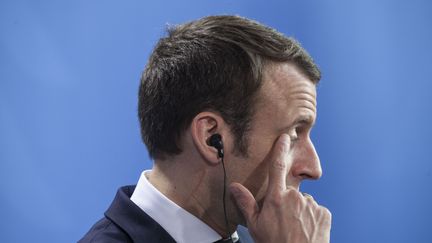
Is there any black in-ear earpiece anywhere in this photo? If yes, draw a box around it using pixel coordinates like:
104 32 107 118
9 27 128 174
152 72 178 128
208 133 224 159
208 133 232 241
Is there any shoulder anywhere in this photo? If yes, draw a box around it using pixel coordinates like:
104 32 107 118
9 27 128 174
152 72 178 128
78 217 132 243
78 186 176 243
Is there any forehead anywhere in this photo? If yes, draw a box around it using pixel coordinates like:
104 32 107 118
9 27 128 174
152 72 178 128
258 62 317 121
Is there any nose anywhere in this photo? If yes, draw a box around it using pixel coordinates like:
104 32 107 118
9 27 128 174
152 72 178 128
291 137 322 180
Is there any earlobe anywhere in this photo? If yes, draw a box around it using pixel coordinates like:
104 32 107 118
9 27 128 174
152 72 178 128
190 112 225 165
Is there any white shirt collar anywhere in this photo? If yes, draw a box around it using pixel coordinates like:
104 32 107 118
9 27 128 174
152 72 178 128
130 170 238 243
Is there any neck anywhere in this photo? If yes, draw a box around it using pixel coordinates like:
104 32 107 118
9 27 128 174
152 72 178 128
148 158 238 237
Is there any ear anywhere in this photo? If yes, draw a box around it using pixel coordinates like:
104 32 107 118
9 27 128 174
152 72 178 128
190 111 226 165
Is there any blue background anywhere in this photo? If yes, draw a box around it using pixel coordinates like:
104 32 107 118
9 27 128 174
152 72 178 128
1 0 431 242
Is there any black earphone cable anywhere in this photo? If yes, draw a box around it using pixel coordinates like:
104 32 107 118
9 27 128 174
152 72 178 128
220 156 234 243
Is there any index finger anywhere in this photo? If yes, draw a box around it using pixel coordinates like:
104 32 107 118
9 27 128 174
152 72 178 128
266 133 293 196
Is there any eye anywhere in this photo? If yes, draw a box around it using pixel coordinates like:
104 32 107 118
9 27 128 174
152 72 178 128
289 127 300 142
295 126 305 134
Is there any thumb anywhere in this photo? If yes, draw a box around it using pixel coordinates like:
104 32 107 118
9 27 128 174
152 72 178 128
229 182 259 225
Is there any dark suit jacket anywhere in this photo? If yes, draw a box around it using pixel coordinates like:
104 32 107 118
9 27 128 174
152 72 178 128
79 186 253 243
79 186 176 243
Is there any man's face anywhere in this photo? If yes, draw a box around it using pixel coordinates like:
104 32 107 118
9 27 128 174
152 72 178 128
229 62 321 207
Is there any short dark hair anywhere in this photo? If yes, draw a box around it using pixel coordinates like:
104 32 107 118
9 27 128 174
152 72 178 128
138 15 320 160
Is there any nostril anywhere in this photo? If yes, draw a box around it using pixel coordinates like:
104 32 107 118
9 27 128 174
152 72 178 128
299 172 320 180
299 173 313 180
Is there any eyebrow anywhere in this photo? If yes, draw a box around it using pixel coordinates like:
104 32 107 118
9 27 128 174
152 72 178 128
292 115 315 127
279 114 316 134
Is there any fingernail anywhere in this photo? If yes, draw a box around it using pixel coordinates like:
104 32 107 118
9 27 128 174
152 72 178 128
280 133 290 146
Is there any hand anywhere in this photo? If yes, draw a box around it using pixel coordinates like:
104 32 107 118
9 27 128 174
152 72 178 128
229 134 332 243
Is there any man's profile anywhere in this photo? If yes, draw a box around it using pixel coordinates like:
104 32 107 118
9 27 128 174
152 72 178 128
80 15 331 243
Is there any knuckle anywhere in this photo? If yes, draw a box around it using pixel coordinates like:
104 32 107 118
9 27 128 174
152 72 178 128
286 187 299 196
305 196 317 207
269 193 284 207
302 192 314 201
321 207 332 219
286 188 302 201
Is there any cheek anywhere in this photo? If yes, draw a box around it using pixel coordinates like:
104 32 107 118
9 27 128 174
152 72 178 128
238 138 275 199
240 162 270 202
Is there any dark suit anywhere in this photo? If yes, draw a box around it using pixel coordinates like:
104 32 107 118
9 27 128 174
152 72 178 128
79 186 253 243
79 186 176 243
